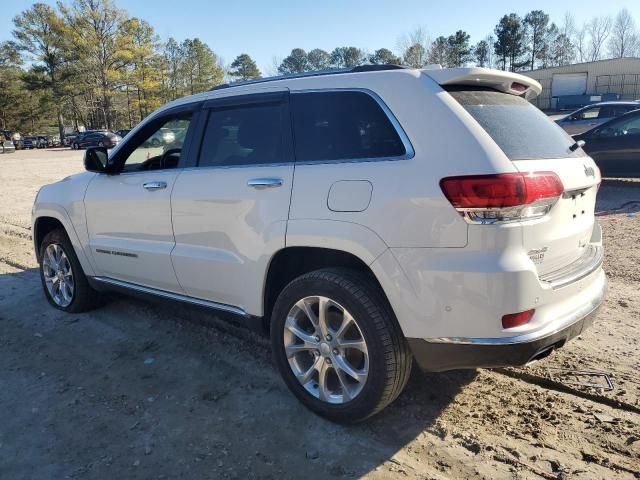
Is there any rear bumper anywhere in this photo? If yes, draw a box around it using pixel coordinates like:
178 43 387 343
408 274 606 372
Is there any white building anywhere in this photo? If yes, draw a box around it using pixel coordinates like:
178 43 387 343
520 57 640 110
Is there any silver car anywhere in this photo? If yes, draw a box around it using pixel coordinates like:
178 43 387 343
556 101 640 135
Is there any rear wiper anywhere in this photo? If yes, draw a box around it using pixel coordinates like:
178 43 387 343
569 139 585 152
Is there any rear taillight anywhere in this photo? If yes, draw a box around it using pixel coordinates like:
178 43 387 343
440 172 564 224
502 309 535 329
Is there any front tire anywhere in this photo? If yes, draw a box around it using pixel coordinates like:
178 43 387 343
39 229 101 313
271 268 412 423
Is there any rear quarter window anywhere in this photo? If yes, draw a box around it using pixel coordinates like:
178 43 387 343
291 91 406 162
446 87 584 160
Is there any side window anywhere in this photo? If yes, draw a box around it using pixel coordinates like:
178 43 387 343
580 107 600 120
121 114 192 172
598 115 640 138
199 102 285 167
291 91 406 162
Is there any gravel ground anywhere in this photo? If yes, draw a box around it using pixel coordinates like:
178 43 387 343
0 149 639 480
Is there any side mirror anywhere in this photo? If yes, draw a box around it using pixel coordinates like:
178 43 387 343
84 147 109 173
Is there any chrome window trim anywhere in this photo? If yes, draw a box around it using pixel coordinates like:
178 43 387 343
92 276 248 317
290 88 415 165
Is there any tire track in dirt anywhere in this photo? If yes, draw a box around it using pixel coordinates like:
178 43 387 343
495 368 640 415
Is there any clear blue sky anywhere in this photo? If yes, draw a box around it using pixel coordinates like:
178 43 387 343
2 0 639 72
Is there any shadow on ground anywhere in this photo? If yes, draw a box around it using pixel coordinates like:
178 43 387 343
1 268 476 479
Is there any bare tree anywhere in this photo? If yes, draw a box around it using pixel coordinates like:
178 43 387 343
587 15 612 61
608 8 639 58
397 27 430 67
484 35 495 68
575 23 588 62
561 12 576 39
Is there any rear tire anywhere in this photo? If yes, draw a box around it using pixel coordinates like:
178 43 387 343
271 268 412 423
39 228 102 313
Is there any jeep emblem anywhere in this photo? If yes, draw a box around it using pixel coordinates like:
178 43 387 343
584 165 595 178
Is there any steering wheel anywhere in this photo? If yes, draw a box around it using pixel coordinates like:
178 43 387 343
160 148 181 169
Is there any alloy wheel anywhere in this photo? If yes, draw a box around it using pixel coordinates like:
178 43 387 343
42 243 74 308
283 296 369 404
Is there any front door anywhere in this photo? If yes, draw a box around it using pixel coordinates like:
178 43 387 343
587 113 640 177
84 107 199 292
170 90 294 314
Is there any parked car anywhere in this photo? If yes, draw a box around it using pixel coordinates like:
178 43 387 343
22 136 37 149
32 65 606 422
556 101 640 135
115 129 131 138
144 127 175 147
36 135 49 148
0 140 15 153
71 131 121 149
573 108 640 177
48 135 61 147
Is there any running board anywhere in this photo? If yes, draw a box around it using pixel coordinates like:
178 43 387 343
91 277 248 317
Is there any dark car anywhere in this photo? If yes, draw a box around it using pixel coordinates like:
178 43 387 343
115 129 131 138
22 136 37 149
71 131 121 149
574 108 640 178
556 101 640 135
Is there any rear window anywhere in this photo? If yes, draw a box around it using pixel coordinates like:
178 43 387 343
446 87 584 160
291 91 406 162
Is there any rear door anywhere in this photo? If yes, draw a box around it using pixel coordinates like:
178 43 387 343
170 90 294 312
447 87 601 276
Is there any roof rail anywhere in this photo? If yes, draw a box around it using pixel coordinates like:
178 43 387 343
209 64 409 91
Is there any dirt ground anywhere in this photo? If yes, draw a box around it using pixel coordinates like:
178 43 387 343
1 148 639 480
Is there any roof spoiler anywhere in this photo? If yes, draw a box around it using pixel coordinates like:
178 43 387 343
422 67 542 98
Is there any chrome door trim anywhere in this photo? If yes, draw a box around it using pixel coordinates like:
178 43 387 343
143 181 168 191
247 178 283 189
92 276 248 317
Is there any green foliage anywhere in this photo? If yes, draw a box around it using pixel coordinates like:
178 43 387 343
369 48 401 65
278 48 308 74
494 13 528 71
447 30 472 67
307 49 331 70
229 53 261 80
403 43 427 68
427 38 447 66
474 40 490 67
330 47 365 68
524 10 550 70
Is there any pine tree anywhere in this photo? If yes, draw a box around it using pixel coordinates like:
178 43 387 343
228 53 261 81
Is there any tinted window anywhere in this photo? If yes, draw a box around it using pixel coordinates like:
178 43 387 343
447 87 584 160
291 91 405 162
199 102 285 167
597 112 640 138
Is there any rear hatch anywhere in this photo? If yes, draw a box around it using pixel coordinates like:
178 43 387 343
445 86 600 277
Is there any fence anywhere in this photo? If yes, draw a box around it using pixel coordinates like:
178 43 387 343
595 74 640 101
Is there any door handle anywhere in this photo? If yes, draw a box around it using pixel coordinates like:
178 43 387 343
247 178 283 190
143 181 167 191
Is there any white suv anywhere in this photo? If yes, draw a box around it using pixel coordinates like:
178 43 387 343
32 65 606 422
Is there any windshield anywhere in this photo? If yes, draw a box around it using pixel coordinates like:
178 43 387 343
446 87 584 160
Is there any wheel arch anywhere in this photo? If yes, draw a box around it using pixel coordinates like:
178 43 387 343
262 246 391 332
32 210 96 277
33 216 66 262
